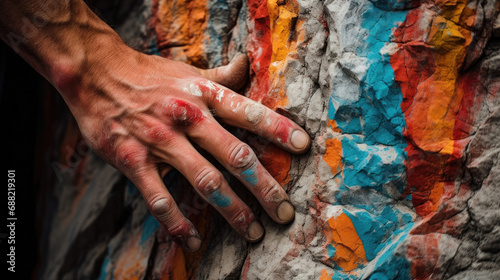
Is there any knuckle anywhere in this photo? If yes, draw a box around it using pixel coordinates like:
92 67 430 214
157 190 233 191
195 79 220 105
51 59 79 91
115 143 146 168
144 124 171 143
165 98 205 126
150 197 176 223
229 209 253 228
261 184 285 203
194 169 223 196
228 143 256 169
166 222 193 238
244 103 266 125
94 133 113 157
138 117 173 144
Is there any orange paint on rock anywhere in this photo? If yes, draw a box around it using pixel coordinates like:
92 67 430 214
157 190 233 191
392 3 488 278
112 232 150 280
246 0 303 185
327 119 342 132
248 135 292 185
323 138 343 176
154 194 213 279
325 213 367 272
246 0 273 106
247 0 304 109
170 246 189 280
392 2 476 216
319 269 333 280
153 0 208 67
267 0 303 109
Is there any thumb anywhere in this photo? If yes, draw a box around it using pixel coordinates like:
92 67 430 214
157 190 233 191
197 53 249 91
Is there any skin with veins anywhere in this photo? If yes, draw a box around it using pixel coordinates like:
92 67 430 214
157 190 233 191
0 0 311 252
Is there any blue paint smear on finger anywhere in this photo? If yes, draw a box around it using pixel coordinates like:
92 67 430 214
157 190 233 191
241 166 258 186
208 189 232 207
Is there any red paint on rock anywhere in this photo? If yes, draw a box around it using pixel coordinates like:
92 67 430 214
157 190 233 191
246 0 275 108
245 0 292 186
240 255 251 280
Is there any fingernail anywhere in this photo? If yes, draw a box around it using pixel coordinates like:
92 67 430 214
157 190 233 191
276 201 295 224
247 221 265 242
186 237 202 252
291 130 310 149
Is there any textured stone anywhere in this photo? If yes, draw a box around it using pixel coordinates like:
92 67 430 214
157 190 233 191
36 0 500 279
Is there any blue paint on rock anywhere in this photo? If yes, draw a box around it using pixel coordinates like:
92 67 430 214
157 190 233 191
343 206 400 261
327 244 337 260
206 0 240 67
341 138 406 192
98 249 115 280
98 255 111 280
140 214 160 245
326 2 412 279
364 225 412 280
336 105 364 134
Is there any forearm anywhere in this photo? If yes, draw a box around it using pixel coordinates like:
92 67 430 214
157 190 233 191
0 0 127 93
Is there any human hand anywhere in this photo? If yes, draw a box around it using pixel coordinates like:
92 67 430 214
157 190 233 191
0 0 310 252
59 45 310 251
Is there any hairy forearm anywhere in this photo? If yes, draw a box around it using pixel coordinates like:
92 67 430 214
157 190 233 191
0 0 126 92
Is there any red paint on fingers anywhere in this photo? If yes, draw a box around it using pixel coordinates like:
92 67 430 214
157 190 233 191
230 209 255 231
168 221 200 247
273 117 294 144
166 99 206 126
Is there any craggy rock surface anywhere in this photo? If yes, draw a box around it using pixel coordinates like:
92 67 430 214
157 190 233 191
37 0 500 279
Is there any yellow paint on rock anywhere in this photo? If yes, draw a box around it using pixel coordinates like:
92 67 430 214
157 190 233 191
267 0 304 108
411 13 471 154
405 0 475 215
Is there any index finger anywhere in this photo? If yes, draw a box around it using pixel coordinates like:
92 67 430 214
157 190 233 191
192 80 311 154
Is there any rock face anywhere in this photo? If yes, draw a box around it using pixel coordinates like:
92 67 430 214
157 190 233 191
37 0 500 279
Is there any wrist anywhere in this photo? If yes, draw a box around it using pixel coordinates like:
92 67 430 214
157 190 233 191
55 38 142 115
51 33 131 96
0 0 133 102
